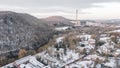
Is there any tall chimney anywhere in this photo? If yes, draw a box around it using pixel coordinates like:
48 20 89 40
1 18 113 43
75 9 80 26
76 9 78 24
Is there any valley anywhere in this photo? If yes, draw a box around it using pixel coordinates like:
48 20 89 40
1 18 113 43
0 11 120 68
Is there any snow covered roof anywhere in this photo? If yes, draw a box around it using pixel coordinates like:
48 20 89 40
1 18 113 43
55 26 70 31
15 55 32 65
42 54 58 63
75 60 94 68
103 57 116 68
2 55 32 68
80 34 91 39
29 57 45 67
100 37 110 42
84 54 105 61
108 29 120 33
56 37 64 43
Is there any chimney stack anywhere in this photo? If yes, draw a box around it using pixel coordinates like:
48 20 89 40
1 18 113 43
75 9 80 26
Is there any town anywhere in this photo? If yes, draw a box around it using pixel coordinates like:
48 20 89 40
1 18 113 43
2 22 120 68
0 0 120 68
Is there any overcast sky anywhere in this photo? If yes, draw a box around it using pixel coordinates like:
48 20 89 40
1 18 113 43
0 0 120 20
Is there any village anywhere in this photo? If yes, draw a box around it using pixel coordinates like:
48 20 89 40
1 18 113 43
2 26 120 68
0 0 120 68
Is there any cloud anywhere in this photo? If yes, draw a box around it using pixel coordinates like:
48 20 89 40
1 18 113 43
0 0 119 8
0 0 120 19
80 2 120 19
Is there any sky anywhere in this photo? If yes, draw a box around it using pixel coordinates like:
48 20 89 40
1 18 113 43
0 0 120 20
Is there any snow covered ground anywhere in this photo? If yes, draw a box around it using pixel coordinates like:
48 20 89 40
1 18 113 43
109 29 120 33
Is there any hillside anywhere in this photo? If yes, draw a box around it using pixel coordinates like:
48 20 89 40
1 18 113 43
40 16 73 27
0 11 54 54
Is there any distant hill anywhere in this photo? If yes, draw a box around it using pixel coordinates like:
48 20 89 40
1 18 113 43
95 19 120 25
40 16 73 27
44 16 70 21
0 11 54 53
104 19 120 24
